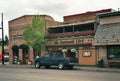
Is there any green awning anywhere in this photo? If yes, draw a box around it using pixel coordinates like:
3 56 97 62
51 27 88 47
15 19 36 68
19 44 29 49
12 45 19 49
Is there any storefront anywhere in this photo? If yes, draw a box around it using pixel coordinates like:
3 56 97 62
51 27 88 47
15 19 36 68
93 11 120 67
12 44 29 64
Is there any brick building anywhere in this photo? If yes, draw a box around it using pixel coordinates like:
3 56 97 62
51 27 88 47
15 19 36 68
46 9 112 66
9 15 61 64
9 9 112 65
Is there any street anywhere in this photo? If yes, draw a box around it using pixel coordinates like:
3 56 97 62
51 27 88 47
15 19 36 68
0 65 120 81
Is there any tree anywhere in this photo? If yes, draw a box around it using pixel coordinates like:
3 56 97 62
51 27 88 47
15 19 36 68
0 38 2 45
0 35 9 45
23 15 47 51
4 35 9 45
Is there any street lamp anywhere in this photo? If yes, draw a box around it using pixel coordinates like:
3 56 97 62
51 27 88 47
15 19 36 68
0 13 4 64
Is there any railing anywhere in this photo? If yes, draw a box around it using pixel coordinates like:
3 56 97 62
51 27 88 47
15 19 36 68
47 30 96 38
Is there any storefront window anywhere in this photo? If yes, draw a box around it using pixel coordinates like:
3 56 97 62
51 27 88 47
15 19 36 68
107 45 120 60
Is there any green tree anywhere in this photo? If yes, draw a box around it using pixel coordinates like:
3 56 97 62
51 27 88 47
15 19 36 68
0 38 2 45
23 15 47 51
4 35 9 45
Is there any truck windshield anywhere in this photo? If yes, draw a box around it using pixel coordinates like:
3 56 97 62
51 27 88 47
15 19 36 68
43 54 50 58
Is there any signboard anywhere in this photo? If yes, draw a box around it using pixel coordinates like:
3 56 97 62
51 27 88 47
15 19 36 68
83 51 91 57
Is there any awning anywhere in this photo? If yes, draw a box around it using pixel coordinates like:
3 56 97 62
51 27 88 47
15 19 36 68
19 44 29 49
12 45 19 49
48 20 95 28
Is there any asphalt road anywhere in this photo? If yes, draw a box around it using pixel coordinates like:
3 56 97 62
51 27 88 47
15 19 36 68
0 66 120 81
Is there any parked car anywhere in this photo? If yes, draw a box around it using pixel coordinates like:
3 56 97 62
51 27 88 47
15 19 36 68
34 52 78 69
4 55 9 62
0 54 9 62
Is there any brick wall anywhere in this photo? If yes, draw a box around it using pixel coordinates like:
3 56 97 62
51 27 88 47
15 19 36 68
64 14 95 23
46 20 62 28
79 49 97 65
63 9 112 24
8 15 62 64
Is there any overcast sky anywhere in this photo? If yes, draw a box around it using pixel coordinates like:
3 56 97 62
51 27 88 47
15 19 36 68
0 0 120 38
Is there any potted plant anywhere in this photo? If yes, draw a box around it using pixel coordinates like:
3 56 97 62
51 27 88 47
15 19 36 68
28 61 32 65
18 59 22 65
62 49 67 57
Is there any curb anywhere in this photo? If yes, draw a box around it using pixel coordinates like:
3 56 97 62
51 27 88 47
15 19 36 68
74 66 120 73
0 64 120 73
0 64 33 68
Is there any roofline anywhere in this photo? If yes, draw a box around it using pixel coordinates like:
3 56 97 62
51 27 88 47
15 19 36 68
9 14 53 22
48 20 94 28
97 11 120 18
63 9 112 19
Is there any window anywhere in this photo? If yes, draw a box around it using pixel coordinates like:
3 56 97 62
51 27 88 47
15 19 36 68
107 45 120 60
54 52 63 57
43 54 50 58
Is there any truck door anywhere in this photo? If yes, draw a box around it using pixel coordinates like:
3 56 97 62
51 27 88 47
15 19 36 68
41 53 51 65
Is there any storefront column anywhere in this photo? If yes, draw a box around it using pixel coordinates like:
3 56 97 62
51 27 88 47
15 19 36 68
19 49 23 61
9 48 13 64
29 47 34 61
98 46 107 67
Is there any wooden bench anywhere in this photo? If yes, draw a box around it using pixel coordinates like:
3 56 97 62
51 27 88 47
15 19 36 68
108 61 120 68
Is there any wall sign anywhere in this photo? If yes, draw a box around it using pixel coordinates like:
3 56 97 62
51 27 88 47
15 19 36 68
83 51 91 57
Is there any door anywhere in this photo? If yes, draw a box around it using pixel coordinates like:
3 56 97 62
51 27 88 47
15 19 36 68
23 49 29 64
41 53 51 65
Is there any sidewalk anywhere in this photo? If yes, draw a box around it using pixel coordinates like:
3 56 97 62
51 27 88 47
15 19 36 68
0 63 120 72
74 66 120 73
0 62 33 68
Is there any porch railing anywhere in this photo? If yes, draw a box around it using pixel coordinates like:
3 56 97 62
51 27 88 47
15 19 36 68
47 30 96 38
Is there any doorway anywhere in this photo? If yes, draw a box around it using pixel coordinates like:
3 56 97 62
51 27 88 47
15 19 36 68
12 45 19 64
22 49 29 64
19 44 29 64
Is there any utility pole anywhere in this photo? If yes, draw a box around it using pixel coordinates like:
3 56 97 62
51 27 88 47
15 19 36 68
1 13 4 64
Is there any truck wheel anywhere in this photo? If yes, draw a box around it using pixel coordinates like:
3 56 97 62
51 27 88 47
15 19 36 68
35 62 40 69
58 63 64 70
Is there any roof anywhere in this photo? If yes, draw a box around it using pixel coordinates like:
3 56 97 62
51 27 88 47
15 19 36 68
97 11 120 18
9 14 54 22
48 20 94 28
64 9 112 18
92 23 120 46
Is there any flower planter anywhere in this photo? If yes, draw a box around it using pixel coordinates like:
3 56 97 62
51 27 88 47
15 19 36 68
28 61 32 65
17 62 21 65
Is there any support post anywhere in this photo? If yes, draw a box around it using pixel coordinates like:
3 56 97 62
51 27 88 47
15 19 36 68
1 13 4 65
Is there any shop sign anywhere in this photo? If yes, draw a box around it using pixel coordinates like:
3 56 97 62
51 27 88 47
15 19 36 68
83 51 91 57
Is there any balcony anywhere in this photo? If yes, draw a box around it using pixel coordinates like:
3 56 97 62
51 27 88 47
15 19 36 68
47 30 96 38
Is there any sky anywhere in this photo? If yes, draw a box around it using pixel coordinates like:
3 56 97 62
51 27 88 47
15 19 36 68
0 0 120 38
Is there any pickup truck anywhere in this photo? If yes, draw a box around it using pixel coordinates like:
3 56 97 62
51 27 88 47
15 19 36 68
34 52 78 69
